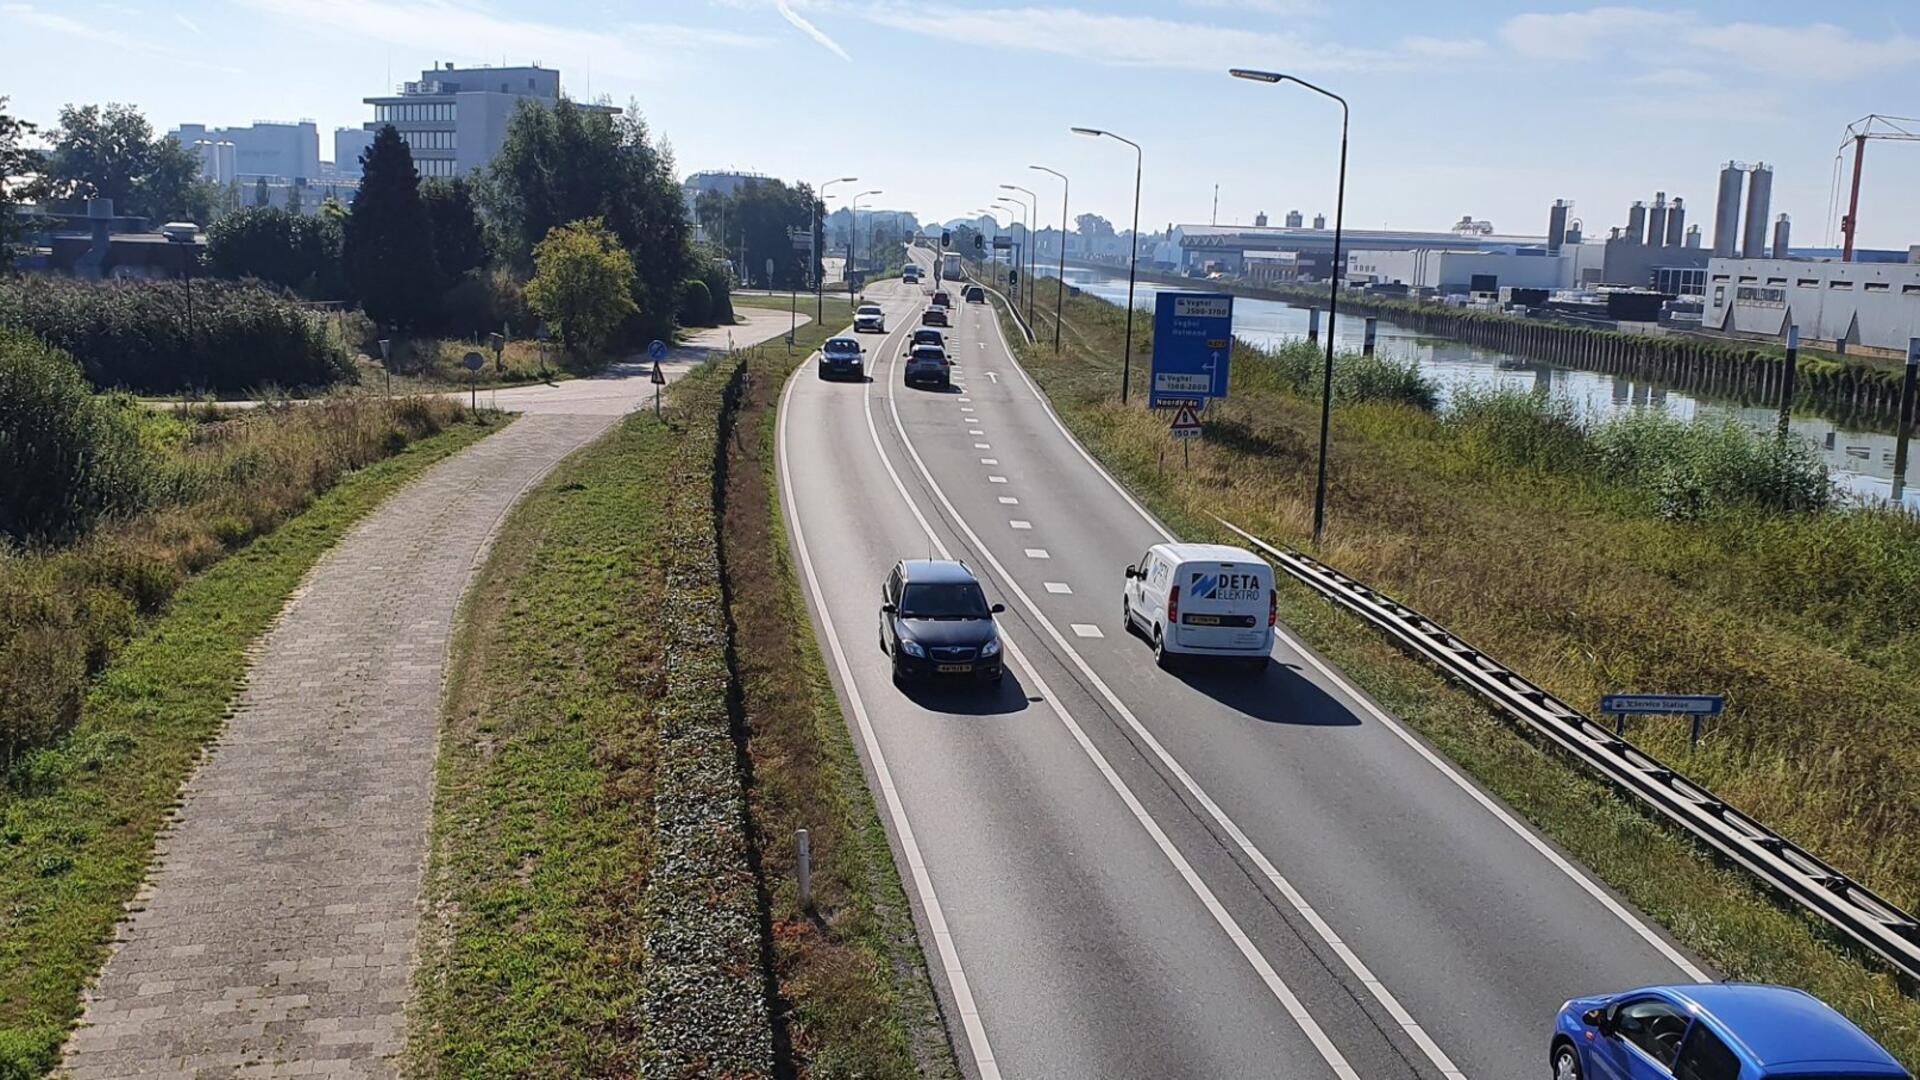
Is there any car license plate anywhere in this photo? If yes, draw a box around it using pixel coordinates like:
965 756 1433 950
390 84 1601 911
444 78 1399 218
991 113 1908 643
937 663 972 673
1186 614 1222 626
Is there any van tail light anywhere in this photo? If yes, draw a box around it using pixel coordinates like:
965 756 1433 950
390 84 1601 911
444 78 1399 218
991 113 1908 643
1167 585 1180 625
1269 588 1278 628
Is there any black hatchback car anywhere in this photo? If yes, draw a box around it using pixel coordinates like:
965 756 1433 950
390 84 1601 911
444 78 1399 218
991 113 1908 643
879 560 1005 684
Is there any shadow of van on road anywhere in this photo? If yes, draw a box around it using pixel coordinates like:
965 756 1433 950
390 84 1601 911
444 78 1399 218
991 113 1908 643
1118 619 1361 727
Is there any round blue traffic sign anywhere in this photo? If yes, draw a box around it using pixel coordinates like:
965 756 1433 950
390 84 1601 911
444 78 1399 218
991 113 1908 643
647 339 668 361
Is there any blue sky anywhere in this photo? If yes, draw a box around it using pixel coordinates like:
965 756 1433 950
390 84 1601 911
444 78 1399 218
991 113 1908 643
8 0 1920 248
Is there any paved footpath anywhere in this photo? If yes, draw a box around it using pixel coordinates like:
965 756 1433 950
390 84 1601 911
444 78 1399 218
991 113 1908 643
60 310 806 1079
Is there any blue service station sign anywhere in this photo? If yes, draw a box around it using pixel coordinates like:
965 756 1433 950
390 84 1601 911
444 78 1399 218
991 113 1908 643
1150 292 1233 408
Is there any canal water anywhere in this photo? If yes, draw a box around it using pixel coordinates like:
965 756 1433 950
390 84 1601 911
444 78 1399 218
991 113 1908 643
1059 268 1916 509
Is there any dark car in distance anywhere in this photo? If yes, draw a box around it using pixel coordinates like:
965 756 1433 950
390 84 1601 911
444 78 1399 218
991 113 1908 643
879 560 1005 684
909 328 946 351
966 286 985 303
817 337 864 380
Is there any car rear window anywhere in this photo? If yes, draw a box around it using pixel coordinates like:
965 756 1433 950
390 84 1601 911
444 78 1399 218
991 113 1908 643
826 338 859 351
911 346 944 360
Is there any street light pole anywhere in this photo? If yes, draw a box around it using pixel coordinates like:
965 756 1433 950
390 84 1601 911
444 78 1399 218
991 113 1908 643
1230 68 1347 547
1030 165 1069 352
1072 127 1143 404
816 176 857 322
1000 184 1038 325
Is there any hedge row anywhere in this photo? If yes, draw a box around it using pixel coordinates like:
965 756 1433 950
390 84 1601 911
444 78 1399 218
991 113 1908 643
637 359 775 1078
0 276 352 393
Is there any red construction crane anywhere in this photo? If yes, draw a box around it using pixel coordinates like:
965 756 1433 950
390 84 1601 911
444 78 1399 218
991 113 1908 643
1836 114 1920 262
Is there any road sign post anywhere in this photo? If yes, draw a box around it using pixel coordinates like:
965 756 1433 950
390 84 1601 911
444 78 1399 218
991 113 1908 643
648 340 668 418
462 351 484 412
1599 693 1726 747
1148 292 1234 410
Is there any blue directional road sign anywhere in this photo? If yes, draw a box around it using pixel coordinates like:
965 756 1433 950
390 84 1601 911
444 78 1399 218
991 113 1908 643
647 339 668 362
1149 292 1233 409
1598 694 1725 716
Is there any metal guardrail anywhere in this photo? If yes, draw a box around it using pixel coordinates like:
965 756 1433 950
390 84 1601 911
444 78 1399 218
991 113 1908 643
1215 516 1920 983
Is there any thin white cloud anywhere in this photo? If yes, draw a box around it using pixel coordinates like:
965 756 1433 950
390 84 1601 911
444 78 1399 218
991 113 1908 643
2 1 136 45
173 11 203 34
1500 6 1919 79
775 0 852 60
237 0 771 82
1179 0 1325 16
854 3 1390 72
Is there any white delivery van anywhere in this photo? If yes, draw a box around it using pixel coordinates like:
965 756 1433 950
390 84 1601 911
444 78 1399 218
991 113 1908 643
1122 543 1276 670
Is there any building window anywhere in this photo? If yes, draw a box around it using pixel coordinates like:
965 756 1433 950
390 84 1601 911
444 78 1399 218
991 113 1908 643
1863 281 1889 292
1904 284 1920 296
1828 280 1853 289
1711 273 1730 282
1738 275 1757 283
1766 277 1786 285
1798 279 1820 288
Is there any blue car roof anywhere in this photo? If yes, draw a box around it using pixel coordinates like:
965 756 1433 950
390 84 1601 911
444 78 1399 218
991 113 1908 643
901 559 977 585
1660 984 1907 1074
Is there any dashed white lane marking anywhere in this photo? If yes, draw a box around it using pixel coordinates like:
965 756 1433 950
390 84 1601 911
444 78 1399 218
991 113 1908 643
988 476 1008 484
998 496 1019 505
980 458 999 465
970 429 985 435
975 443 992 449
961 407 975 414
1071 624 1105 639
1045 582 1073 594
1010 520 1032 530
957 397 972 403
1024 549 1051 560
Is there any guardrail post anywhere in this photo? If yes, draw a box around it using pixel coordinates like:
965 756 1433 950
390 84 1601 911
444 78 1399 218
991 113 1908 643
1307 307 1320 345
1363 317 1378 356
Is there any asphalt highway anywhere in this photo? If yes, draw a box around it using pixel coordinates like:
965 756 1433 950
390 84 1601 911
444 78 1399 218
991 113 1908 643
777 253 1708 1079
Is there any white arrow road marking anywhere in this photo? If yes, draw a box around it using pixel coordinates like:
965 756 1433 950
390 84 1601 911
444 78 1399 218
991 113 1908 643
986 371 999 383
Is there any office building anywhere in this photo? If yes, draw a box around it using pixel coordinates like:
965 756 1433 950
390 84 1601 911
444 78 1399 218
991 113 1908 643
169 121 321 182
332 128 375 175
362 62 608 179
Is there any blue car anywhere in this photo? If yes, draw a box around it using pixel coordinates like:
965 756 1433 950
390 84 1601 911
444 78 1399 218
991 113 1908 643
1552 983 1909 1080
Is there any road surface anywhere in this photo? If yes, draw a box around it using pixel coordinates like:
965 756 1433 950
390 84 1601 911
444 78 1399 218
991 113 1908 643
777 257 1706 1078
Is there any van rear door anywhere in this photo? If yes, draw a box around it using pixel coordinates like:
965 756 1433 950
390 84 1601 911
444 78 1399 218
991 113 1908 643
1172 561 1272 651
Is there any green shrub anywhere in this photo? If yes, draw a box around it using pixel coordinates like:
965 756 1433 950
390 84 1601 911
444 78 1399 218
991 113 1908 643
0 276 353 393
699 261 734 326
1444 387 1833 516
678 278 713 327
1240 338 1438 410
0 327 157 543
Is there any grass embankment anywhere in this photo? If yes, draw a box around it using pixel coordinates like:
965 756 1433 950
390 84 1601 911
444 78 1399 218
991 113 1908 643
994 286 1920 1066
414 334 947 1076
0 408 503 1076
723 339 959 1076
350 337 587 394
732 293 856 355
413 362 765 1076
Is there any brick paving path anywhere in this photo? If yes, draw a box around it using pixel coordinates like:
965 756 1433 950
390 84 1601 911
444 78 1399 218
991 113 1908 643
60 312 806 1078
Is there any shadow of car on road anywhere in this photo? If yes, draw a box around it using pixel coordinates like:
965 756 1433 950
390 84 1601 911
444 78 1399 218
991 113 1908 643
893 666 1034 717
1117 615 1360 727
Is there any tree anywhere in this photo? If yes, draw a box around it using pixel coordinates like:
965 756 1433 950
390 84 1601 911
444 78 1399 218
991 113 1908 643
692 177 818 290
0 98 45 257
342 126 438 327
253 176 270 208
484 98 690 338
35 102 214 223
1075 212 1115 240
421 176 486 289
525 218 636 355
206 206 344 297
286 182 303 216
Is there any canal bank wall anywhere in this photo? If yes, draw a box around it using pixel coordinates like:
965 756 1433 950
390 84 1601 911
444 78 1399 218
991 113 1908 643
1058 260 1909 423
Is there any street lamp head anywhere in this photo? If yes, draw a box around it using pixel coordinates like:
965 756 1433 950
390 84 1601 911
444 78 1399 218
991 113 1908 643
1070 126 1104 137
836 175 858 182
1229 68 1285 83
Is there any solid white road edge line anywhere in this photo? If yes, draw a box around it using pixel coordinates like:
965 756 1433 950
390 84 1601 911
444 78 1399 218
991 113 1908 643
871 280 1360 1080
777 296 1004 1080
978 273 1713 987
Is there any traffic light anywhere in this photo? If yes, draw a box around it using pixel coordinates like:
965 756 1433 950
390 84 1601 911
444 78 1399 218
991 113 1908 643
974 233 983 252
941 230 951 248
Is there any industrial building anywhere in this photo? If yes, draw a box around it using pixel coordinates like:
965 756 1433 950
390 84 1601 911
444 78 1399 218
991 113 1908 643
1165 221 1547 279
362 62 606 179
1702 255 1920 356
331 128 374 175
169 121 321 183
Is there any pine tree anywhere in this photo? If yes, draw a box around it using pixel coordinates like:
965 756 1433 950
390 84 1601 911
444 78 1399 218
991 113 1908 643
253 176 269 208
342 126 438 328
